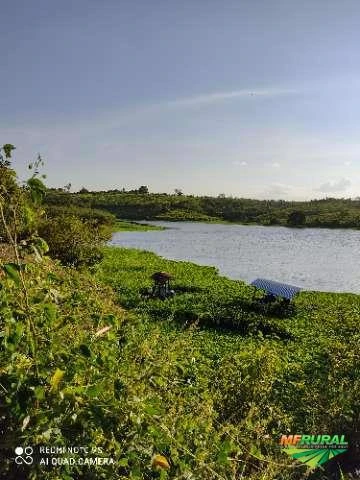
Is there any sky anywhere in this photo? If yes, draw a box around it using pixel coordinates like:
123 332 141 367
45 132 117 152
1 0 360 199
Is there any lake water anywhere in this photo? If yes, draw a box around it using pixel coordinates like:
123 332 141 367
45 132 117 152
110 222 360 293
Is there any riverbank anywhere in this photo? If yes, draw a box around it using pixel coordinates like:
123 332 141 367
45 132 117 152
94 245 360 478
113 219 164 232
110 221 360 293
116 217 360 230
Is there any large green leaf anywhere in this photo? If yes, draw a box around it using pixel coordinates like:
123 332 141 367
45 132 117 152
2 263 21 286
27 177 47 204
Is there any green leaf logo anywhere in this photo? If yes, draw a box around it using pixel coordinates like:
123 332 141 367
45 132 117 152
283 447 347 468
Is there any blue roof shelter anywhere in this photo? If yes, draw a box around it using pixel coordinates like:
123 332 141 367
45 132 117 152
251 278 301 301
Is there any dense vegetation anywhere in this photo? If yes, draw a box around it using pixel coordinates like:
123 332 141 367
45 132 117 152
1 146 359 479
96 248 360 479
46 189 360 228
0 145 127 479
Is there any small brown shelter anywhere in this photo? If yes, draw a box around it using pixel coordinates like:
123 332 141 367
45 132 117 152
151 271 174 299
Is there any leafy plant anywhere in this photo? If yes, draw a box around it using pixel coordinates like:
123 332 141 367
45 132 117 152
38 214 105 267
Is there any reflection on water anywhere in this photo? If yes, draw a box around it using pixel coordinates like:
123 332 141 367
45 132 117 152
110 221 360 293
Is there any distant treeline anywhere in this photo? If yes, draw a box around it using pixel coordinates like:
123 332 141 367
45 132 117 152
45 188 360 228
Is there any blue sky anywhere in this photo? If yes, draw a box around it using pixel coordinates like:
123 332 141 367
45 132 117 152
1 0 360 199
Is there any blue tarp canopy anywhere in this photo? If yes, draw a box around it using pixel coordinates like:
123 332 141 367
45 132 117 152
251 278 302 300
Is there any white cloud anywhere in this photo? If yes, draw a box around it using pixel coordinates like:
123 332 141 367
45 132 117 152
344 161 351 166
0 87 297 136
265 161 281 168
164 87 298 109
3 94 360 200
232 160 248 166
266 183 290 195
317 178 351 193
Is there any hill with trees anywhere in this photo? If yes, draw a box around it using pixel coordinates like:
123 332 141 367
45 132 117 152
45 188 360 229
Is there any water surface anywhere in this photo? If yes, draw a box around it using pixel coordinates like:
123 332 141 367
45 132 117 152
110 222 360 293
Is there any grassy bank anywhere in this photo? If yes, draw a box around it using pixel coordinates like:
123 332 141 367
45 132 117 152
94 246 360 479
113 220 164 232
2 239 359 479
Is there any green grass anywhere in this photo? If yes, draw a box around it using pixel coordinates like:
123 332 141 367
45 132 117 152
154 209 222 222
94 246 360 479
113 220 164 232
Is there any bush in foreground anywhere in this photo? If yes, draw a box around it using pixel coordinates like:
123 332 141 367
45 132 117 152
38 215 106 267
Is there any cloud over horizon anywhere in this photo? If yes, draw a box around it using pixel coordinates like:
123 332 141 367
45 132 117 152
317 178 351 193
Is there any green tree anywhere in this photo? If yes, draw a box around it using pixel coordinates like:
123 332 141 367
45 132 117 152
138 185 149 194
287 210 306 226
0 145 46 242
63 182 72 192
0 144 15 167
38 214 104 266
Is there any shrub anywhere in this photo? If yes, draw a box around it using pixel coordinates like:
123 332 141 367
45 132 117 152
0 256 127 480
38 215 104 266
287 210 306 226
45 204 116 227
0 148 46 244
0 166 27 242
